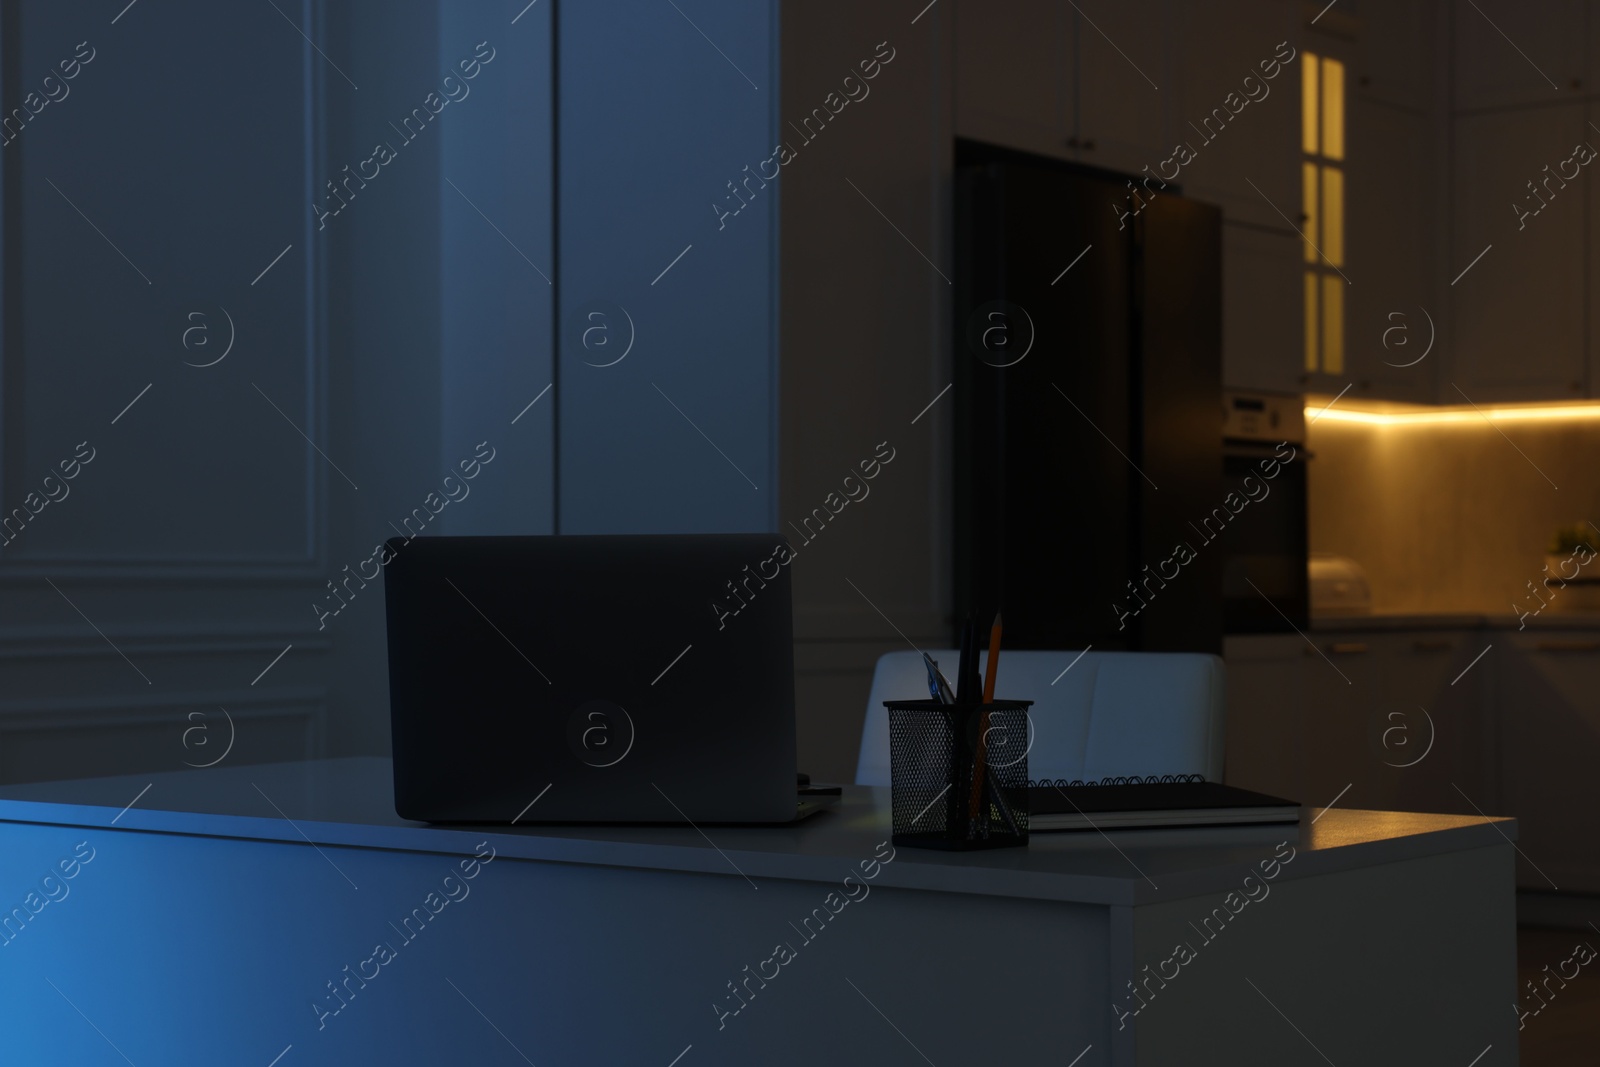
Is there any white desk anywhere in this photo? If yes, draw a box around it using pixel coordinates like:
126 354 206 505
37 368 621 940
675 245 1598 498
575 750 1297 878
0 758 1516 1065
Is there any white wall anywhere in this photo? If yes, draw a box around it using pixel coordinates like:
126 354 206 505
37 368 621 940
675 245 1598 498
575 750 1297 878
557 0 779 533
0 0 335 781
0 0 779 783
780 1 955 781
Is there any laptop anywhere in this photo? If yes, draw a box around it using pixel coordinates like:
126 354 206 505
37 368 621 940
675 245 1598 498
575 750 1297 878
384 534 829 824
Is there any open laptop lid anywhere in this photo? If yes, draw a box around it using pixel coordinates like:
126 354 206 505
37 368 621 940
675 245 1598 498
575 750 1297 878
384 534 798 824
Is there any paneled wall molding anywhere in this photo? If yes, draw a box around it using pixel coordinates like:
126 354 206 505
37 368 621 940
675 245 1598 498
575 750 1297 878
0 0 326 584
0 561 325 582
0 685 326 727
0 687 326 785
0 626 330 661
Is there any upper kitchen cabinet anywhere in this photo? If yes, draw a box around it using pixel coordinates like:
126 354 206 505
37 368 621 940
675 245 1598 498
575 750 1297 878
1349 0 1437 111
1071 0 1169 177
952 0 1170 173
1337 96 1439 403
1588 94 1600 396
1223 226 1304 394
1165 0 1300 230
1453 0 1586 111
1320 2 1444 402
1167 0 1302 394
953 0 1074 160
1299 2 1446 403
1449 103 1588 401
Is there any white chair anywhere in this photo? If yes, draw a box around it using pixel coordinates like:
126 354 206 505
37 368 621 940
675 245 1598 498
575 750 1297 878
854 650 1226 786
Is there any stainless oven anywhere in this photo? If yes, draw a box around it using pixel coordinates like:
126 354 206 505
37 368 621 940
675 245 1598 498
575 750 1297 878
1219 391 1309 633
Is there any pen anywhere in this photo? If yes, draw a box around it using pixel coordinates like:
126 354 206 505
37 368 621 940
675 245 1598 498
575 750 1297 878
955 616 975 704
921 652 955 704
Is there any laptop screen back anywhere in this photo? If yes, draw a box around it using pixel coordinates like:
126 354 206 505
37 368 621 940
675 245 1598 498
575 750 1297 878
384 533 798 823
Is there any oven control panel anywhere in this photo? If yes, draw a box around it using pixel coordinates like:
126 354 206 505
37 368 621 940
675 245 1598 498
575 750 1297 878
1222 391 1305 444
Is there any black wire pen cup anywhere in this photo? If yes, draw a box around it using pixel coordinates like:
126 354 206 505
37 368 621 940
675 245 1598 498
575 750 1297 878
885 699 1031 850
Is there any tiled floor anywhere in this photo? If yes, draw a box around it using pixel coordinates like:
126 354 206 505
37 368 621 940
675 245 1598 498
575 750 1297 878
1518 927 1600 1066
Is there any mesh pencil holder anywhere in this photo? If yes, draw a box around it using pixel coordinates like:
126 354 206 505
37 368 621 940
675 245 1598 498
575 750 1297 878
885 699 1031 851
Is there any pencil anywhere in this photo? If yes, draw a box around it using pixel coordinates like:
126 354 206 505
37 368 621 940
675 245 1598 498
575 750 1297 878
982 612 1002 703
968 612 1003 831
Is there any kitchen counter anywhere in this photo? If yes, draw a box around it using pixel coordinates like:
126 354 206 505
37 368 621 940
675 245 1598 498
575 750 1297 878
1309 612 1484 631
1230 609 1600 896
1308 611 1600 632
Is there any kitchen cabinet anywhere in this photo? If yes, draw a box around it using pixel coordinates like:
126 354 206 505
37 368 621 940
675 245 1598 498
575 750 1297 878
1290 631 1491 816
1177 2 1445 399
1071 0 1169 177
1222 632 1384 807
948 0 1598 402
1229 621 1600 893
1166 0 1299 232
1351 1 1438 112
1588 95 1600 395
1223 629 1490 816
1365 631 1492 815
1212 0 1600 404
1165 0 1301 394
952 0 1172 175
1452 0 1586 111
1335 97 1439 403
1448 103 1588 401
1296 5 1445 403
952 0 1072 161
1222 634 1306 798
1443 6 1600 404
1298 634 1383 806
1222 225 1304 394
1495 632 1600 892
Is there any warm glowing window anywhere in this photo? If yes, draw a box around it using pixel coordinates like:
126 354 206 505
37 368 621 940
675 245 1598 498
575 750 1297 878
1302 52 1345 375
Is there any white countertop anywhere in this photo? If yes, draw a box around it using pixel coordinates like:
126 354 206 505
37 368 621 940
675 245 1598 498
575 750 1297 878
0 757 1516 909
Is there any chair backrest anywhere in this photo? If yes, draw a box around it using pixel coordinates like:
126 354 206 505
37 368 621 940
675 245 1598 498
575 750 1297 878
854 649 1225 786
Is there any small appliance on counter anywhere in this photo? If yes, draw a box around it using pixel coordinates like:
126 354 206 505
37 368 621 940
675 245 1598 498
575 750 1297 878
1309 553 1373 616
1542 523 1600 612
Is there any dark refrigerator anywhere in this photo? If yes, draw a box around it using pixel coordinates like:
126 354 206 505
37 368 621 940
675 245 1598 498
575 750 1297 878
954 140 1223 654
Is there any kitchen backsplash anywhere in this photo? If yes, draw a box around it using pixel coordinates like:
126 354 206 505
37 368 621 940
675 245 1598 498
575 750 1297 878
1308 414 1600 614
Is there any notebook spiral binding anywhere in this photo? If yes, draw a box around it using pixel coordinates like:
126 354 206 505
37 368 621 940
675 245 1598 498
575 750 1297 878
1027 773 1207 788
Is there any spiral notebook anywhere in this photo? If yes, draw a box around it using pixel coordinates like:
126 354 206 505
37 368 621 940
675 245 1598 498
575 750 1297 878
1026 775 1300 831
